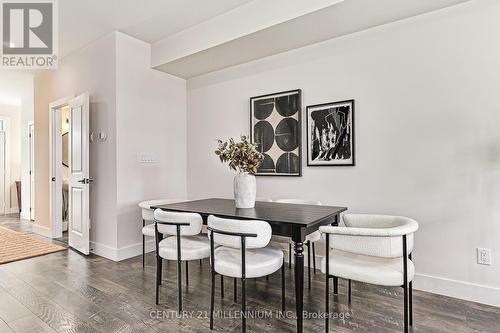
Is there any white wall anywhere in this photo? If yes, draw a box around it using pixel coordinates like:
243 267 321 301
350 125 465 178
35 33 118 249
0 72 33 218
34 32 187 261
187 0 500 306
0 105 21 213
115 32 187 257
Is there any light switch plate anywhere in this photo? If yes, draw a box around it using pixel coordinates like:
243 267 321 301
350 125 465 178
140 153 156 163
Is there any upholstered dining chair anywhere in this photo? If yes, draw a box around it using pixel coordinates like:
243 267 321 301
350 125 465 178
273 199 322 289
207 215 285 333
154 209 211 312
139 198 187 267
320 214 419 333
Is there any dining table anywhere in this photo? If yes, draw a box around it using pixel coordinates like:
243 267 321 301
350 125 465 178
152 198 347 333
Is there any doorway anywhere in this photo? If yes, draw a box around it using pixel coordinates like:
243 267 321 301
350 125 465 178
0 130 5 215
28 122 34 221
49 94 90 254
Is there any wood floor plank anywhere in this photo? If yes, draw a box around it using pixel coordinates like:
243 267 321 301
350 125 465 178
7 314 58 333
0 288 32 324
0 318 14 333
1 215 499 333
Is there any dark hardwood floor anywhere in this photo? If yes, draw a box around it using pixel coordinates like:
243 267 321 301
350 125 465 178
0 215 499 333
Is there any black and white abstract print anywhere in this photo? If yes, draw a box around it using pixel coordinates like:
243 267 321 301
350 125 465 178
307 100 355 166
250 90 302 176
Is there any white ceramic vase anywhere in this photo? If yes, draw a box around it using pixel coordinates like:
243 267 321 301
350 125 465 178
233 172 256 208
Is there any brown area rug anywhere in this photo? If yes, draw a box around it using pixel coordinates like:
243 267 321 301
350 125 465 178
0 226 66 264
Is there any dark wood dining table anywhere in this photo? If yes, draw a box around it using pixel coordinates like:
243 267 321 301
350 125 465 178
152 198 347 333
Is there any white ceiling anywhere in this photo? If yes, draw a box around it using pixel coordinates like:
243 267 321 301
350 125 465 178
58 0 251 57
57 0 471 77
0 71 32 107
153 0 471 78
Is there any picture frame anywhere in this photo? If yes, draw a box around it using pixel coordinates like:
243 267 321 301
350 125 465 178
306 99 355 166
250 89 302 176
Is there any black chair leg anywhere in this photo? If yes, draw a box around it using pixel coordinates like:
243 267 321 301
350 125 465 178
142 236 145 268
333 276 338 294
210 267 215 330
177 258 182 313
155 257 161 304
409 281 413 326
142 219 145 268
312 242 316 274
281 258 285 311
200 259 202 266
288 243 292 268
325 234 330 333
348 279 352 304
221 275 224 298
234 277 237 302
242 277 247 333
185 261 189 286
307 241 311 290
403 235 409 333
404 282 408 333
409 253 413 326
266 275 269 281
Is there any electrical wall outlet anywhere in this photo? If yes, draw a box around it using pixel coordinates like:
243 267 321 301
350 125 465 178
477 248 492 265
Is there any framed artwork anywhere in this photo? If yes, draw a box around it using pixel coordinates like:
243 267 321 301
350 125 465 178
306 99 355 166
250 89 302 176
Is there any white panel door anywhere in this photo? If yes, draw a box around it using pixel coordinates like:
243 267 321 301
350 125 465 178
29 124 35 220
0 132 5 215
68 93 90 255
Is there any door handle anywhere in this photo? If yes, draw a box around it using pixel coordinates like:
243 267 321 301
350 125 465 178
77 179 85 183
86 178 94 184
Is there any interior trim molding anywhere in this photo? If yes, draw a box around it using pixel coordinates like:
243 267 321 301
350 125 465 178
32 223 52 238
414 273 500 307
90 239 156 262
90 241 118 261
20 211 31 220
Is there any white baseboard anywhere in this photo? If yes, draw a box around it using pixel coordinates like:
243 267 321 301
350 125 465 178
5 207 19 214
413 273 500 308
90 239 155 262
116 239 156 261
89 239 500 308
20 211 31 220
90 241 119 261
32 223 52 238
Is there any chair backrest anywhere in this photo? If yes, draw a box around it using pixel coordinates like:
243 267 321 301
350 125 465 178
274 198 322 205
139 198 187 221
207 215 271 249
331 214 418 258
153 209 203 236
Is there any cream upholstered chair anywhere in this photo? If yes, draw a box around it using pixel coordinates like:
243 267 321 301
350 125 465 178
139 199 187 267
320 214 418 333
207 215 285 333
272 199 322 289
154 210 211 312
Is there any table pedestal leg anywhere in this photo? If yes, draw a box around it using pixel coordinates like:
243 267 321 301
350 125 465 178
294 241 304 333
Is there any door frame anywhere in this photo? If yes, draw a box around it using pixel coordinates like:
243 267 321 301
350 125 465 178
0 116 12 215
28 121 35 221
49 96 74 238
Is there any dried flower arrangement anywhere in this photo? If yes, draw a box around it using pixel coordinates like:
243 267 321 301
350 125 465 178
214 135 263 174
